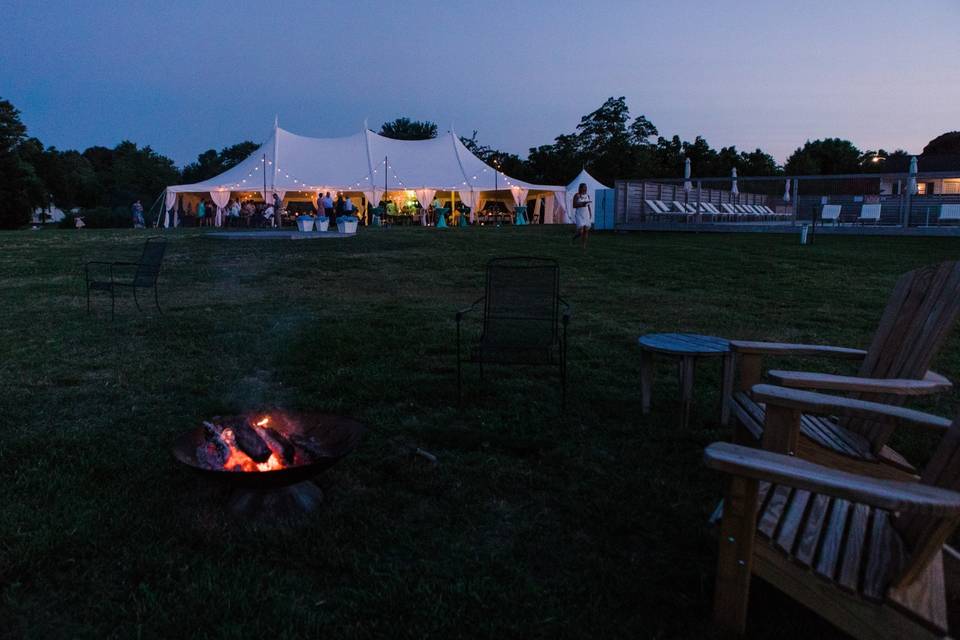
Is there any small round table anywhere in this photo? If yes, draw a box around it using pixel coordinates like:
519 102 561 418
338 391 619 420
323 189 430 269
637 333 733 429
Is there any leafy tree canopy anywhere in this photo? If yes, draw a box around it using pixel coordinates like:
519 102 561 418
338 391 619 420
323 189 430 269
784 138 862 175
379 118 438 140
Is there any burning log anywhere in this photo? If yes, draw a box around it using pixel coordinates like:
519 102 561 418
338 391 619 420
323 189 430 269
198 421 229 469
255 425 296 464
230 419 272 463
290 434 330 461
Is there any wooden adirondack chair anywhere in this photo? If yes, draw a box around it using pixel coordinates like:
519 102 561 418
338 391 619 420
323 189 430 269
708 384 960 638
729 261 960 480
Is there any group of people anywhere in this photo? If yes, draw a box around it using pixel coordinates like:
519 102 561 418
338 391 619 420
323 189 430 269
315 192 357 223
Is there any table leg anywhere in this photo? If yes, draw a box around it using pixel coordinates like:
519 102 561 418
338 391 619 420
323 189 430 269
720 353 734 426
640 349 653 414
679 355 696 429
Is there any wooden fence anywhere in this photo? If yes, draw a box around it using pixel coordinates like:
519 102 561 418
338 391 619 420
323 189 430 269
614 181 774 225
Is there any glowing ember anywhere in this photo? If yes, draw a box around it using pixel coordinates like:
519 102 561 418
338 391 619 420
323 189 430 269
196 413 326 472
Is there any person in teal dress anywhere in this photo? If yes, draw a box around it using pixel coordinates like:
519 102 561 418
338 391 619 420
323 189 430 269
197 200 206 227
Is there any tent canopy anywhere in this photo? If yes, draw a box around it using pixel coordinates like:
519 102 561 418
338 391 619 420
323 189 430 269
166 124 563 198
563 168 610 223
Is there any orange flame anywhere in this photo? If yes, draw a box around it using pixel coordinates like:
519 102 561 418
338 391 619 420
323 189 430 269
215 418 286 472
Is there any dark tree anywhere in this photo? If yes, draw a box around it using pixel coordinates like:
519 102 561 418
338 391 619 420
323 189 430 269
181 141 259 184
922 132 960 155
0 99 36 228
379 117 438 140
629 115 659 146
785 138 862 175
459 130 528 181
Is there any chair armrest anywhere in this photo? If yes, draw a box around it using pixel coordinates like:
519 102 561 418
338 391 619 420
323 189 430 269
752 383 953 433
729 340 867 359
705 442 960 516
455 296 484 322
767 369 952 396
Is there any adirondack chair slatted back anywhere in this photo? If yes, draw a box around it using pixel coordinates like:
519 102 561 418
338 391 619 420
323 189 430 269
892 418 960 587
848 261 960 448
483 257 559 348
134 238 167 287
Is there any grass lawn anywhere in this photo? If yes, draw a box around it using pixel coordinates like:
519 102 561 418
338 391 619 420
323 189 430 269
2 226 960 639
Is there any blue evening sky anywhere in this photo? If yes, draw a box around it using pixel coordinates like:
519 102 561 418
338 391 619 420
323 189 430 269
2 0 958 167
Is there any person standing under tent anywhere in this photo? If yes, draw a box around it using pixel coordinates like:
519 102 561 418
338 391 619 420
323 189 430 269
334 194 344 226
321 192 334 223
571 183 592 248
227 199 241 226
197 200 206 227
131 200 145 228
343 196 355 216
272 193 282 227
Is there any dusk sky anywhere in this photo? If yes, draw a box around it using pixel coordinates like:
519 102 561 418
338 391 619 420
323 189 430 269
3 0 958 168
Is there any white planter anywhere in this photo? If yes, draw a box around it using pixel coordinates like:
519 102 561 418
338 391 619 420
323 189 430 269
317 219 329 232
296 218 314 232
337 219 359 234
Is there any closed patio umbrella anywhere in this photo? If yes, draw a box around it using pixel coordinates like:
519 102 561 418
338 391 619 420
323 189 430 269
908 156 918 195
783 179 791 202
683 157 692 192
731 167 739 196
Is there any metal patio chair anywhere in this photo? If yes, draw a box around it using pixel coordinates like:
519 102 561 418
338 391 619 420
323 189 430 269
456 257 571 409
85 237 166 318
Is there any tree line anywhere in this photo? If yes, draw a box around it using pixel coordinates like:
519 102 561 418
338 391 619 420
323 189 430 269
1 95 953 228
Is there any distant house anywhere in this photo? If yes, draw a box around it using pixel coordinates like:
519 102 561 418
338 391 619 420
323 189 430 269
879 154 960 195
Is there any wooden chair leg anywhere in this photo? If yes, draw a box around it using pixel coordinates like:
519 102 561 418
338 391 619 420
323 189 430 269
713 475 759 635
720 353 734 426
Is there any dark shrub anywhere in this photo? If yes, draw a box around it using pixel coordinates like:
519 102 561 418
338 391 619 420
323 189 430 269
59 206 132 229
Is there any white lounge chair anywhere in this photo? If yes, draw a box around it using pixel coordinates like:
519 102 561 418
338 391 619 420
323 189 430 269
857 203 881 225
939 204 960 224
701 202 722 219
820 204 841 225
645 199 669 220
720 203 739 220
760 205 779 218
671 201 695 218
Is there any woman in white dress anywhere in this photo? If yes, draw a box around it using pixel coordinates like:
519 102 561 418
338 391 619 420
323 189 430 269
572 183 592 248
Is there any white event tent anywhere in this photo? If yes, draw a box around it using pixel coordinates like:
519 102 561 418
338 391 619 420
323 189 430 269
562 168 610 224
162 122 567 227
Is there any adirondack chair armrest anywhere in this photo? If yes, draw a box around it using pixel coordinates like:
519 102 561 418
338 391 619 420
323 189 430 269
729 340 867 359
455 296 485 323
767 369 952 396
704 441 960 516
752 384 953 433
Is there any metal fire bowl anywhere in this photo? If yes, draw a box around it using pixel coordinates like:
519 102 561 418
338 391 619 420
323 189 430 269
172 413 364 489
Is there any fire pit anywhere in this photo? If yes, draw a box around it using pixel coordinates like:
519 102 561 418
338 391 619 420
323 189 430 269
173 412 364 518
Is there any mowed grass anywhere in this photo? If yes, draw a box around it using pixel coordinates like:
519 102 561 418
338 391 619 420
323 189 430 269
1 226 960 639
